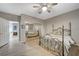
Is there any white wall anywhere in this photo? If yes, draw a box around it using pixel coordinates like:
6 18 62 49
0 12 19 21
20 14 45 42
45 9 79 44
0 17 9 47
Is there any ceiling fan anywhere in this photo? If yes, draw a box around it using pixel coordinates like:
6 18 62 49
33 3 58 14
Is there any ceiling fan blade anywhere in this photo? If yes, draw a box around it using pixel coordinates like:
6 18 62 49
47 8 51 13
38 11 42 14
38 8 42 14
47 3 56 8
33 6 40 8
39 3 44 7
52 3 58 5
47 10 51 13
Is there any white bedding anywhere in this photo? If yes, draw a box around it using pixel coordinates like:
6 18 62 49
64 36 75 55
43 34 75 55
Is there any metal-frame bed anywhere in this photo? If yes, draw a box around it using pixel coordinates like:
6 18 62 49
39 22 75 56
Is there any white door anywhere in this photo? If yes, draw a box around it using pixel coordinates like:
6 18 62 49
0 17 9 47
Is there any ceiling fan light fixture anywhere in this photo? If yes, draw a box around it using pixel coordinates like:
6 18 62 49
33 3 58 14
47 10 51 13
42 7 47 11
38 11 42 14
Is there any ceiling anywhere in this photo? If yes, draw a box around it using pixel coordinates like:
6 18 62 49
0 3 79 20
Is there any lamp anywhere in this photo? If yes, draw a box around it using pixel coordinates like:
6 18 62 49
42 7 47 11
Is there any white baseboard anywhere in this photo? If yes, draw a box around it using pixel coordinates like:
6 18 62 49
0 42 8 48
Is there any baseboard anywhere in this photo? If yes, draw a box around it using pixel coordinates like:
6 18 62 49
0 43 8 48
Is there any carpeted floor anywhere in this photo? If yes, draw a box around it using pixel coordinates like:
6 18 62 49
26 36 59 56
68 44 79 56
0 36 57 56
1 36 79 56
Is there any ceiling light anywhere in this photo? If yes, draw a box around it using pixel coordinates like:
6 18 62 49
42 7 47 11
33 3 58 14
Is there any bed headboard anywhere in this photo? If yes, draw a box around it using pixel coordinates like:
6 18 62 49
64 22 71 36
52 22 71 56
52 22 71 36
52 26 62 35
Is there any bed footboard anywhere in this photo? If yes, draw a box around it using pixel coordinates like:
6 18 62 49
39 37 62 56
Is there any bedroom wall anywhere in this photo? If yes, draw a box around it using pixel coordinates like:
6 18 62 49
0 12 20 21
45 9 79 44
0 17 9 47
20 14 45 42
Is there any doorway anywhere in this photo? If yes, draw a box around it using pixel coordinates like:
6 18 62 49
25 23 42 46
9 21 19 44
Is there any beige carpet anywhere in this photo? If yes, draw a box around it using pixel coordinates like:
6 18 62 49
68 44 79 56
0 36 57 56
26 36 59 56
